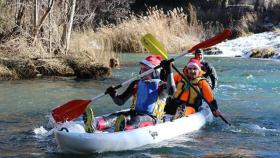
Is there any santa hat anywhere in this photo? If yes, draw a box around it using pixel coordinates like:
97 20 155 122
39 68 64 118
187 58 202 71
140 55 162 68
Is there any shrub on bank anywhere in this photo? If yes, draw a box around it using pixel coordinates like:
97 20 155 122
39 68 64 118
0 64 15 80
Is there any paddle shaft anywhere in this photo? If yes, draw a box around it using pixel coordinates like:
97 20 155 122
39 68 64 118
90 67 159 102
171 65 231 126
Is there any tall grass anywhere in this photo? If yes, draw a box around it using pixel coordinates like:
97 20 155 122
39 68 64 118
69 31 115 65
0 3 224 79
95 6 223 54
1 3 223 60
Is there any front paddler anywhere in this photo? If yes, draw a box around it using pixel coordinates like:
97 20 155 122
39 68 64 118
163 58 221 118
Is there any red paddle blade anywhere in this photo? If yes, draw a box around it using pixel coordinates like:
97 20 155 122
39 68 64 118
188 29 232 53
51 99 92 123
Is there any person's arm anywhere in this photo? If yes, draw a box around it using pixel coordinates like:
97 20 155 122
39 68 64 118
160 60 176 95
106 80 137 106
166 62 177 95
199 80 220 116
167 72 176 95
208 63 218 89
202 62 218 89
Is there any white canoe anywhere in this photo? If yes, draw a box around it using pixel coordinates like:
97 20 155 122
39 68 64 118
54 105 213 153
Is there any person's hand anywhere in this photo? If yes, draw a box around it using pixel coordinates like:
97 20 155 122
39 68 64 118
160 60 172 81
212 109 221 117
160 60 172 74
209 99 219 117
106 86 116 98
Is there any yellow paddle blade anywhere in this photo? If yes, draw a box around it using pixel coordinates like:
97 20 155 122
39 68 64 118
141 33 168 60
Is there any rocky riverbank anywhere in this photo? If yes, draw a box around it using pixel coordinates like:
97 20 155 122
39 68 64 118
0 56 114 80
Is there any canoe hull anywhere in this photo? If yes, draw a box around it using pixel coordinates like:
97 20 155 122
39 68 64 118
55 106 212 153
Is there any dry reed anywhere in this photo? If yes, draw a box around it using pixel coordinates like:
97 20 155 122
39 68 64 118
0 3 224 79
96 6 210 54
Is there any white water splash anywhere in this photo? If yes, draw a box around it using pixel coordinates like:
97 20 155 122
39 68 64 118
216 31 280 59
248 124 278 132
33 126 48 135
246 74 254 79
33 121 85 138
228 123 279 135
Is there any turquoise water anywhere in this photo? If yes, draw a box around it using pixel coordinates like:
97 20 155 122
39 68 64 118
0 54 280 157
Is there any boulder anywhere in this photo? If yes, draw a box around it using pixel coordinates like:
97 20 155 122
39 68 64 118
249 47 276 58
203 47 223 55
65 57 112 79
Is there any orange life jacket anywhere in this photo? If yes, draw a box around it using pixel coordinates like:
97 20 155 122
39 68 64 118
173 73 214 115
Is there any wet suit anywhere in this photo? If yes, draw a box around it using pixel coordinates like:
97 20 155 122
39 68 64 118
201 61 218 90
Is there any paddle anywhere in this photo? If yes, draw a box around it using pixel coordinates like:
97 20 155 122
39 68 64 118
51 30 231 123
142 30 231 125
171 65 231 125
141 33 168 60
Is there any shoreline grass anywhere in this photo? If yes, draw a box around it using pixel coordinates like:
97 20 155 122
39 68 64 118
2 4 272 80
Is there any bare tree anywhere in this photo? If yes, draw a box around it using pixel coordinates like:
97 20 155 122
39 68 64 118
33 0 38 29
0 0 25 43
32 0 55 44
48 0 52 54
62 0 76 54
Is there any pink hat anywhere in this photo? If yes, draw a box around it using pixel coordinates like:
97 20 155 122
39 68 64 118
187 58 202 71
140 55 162 68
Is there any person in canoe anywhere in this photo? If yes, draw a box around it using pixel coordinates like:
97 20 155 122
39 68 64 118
163 58 221 118
192 49 218 89
83 55 174 133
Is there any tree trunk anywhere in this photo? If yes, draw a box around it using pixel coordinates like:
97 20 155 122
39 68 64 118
33 0 38 44
48 0 52 54
61 1 68 53
32 0 55 44
15 0 20 24
65 0 76 54
33 0 38 28
64 0 76 54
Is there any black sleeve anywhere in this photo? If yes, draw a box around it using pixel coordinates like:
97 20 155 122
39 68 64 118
202 62 218 89
208 64 217 89
209 99 218 112
112 80 138 106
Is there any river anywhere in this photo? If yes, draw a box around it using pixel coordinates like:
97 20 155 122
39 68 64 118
0 54 279 157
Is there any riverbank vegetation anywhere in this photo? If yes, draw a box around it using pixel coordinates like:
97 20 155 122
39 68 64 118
0 0 279 80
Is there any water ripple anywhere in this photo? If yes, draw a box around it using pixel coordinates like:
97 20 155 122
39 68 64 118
224 123 280 136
